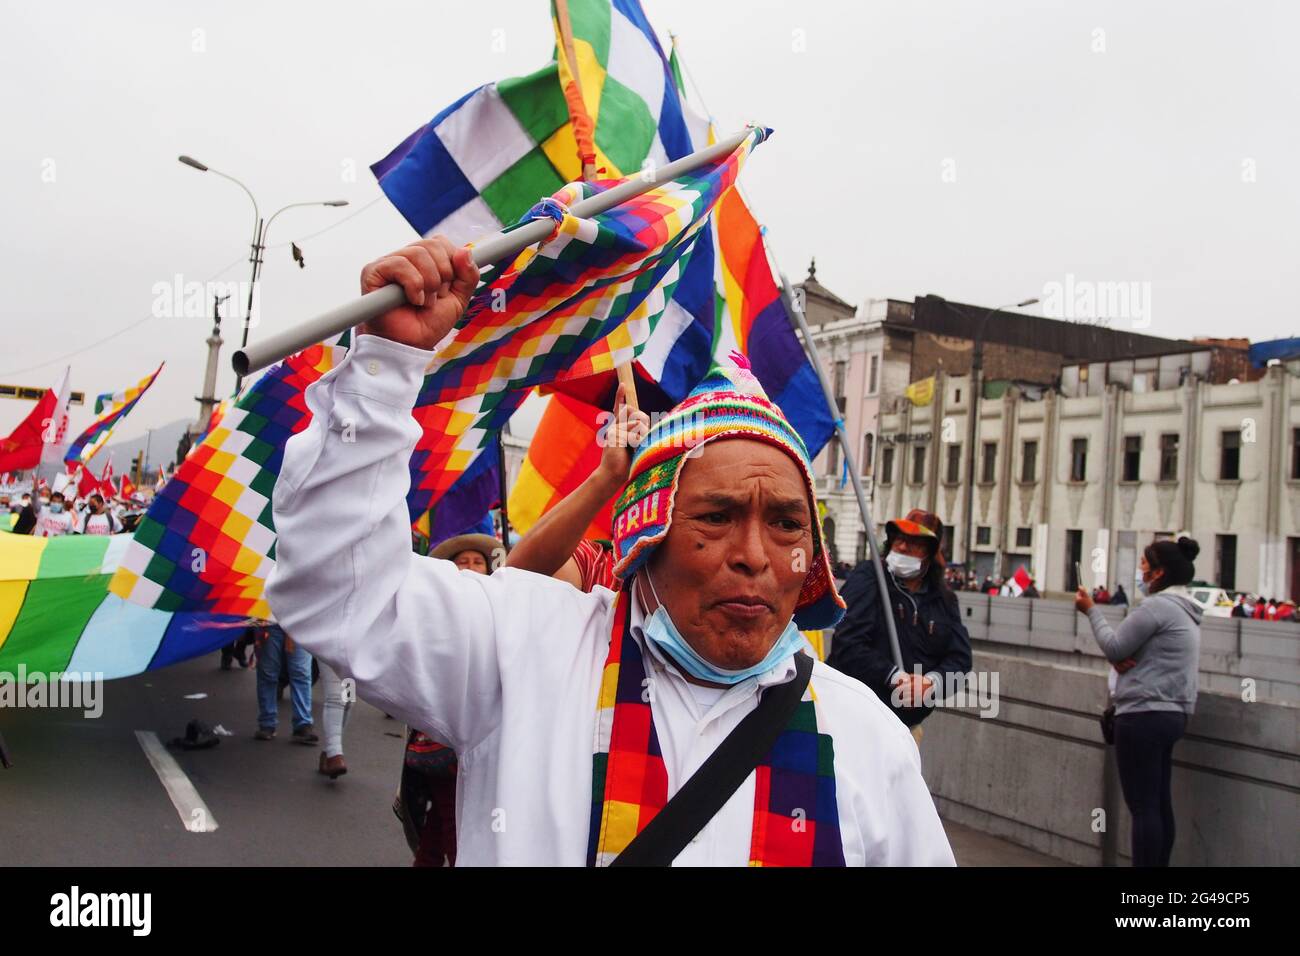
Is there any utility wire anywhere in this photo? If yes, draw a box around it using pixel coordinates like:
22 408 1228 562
2 192 385 378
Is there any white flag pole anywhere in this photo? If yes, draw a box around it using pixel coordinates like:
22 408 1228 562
231 127 758 378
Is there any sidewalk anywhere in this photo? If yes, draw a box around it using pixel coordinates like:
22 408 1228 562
942 818 1071 866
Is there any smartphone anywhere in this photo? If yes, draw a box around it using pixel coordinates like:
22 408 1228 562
1074 561 1083 590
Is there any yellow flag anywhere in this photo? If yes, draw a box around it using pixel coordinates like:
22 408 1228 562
904 376 936 406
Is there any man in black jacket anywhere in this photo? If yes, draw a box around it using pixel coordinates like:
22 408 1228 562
827 509 973 741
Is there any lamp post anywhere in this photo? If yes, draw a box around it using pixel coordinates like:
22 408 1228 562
960 297 1040 572
178 155 347 391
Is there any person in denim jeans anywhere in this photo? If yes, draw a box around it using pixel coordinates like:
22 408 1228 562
253 623 318 744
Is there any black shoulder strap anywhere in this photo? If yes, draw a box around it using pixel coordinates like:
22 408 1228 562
610 651 814 867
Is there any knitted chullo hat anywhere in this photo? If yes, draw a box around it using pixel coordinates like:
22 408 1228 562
611 353 845 630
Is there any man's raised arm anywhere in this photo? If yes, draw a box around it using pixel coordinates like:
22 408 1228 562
267 238 509 751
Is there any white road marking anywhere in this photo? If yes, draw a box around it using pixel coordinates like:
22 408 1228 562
134 730 219 833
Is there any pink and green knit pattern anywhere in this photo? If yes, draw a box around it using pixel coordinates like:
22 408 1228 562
610 357 844 630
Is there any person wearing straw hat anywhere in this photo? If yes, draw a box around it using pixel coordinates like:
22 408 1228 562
266 237 953 866
431 532 504 573
828 509 973 744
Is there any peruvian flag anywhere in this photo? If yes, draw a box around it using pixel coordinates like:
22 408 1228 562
119 473 137 499
156 464 166 487
98 457 115 497
0 367 72 472
1006 565 1034 597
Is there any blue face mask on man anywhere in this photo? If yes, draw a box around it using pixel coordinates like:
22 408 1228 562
639 572 806 685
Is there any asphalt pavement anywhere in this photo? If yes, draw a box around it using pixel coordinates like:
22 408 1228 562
0 654 411 866
1 653 1065 867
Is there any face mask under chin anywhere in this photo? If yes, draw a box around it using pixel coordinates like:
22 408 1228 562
638 572 803 686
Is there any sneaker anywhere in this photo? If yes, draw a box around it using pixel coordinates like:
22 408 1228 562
319 752 348 779
254 727 276 741
291 726 319 745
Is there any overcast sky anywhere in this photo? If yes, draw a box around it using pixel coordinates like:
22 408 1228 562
3 0 1297 446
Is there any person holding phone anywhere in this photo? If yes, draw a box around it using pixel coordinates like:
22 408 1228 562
1075 537 1202 867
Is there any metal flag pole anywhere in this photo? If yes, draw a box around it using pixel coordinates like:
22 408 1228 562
232 127 757 378
497 425 512 556
778 272 904 673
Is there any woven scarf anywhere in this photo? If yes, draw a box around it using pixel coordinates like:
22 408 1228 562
587 589 845 866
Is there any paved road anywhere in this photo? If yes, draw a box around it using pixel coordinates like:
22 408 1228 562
1 654 1066 866
1 654 411 866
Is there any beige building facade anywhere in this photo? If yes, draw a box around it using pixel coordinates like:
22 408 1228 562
870 363 1300 599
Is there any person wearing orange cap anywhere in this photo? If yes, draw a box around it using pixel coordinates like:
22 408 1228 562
828 509 973 743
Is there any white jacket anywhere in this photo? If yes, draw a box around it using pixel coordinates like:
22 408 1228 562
266 333 955 867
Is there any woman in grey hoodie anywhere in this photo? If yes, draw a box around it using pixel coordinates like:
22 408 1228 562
1076 537 1202 867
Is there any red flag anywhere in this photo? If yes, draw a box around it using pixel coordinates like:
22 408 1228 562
75 465 99 499
119 473 137 499
98 457 115 497
0 367 71 472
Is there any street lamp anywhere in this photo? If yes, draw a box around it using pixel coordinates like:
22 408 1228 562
178 155 348 390
959 296 1040 573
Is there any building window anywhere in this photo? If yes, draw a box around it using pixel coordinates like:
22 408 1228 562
1159 433 1179 481
880 446 894 484
954 388 962 405
1015 527 1033 549
827 438 840 479
1065 530 1083 591
868 354 879 395
945 443 961 484
1122 435 1142 482
981 442 997 484
833 360 846 413
856 532 868 564
1216 534 1237 590
1071 437 1088 482
1220 430 1241 481
862 433 874 475
1021 440 1038 483
911 445 927 484
976 526 991 546
1293 427 1300 480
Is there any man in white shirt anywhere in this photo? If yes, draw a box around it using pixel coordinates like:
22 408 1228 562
266 237 955 867
78 493 121 535
34 490 75 538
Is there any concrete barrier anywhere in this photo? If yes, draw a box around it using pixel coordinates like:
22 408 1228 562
831 592 1300 866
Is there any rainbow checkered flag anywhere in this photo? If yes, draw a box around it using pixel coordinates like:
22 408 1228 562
109 344 342 620
373 0 694 243
93 128 765 652
64 364 164 466
406 127 766 529
374 0 718 405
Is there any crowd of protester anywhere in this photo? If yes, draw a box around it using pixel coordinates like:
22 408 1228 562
2 486 145 537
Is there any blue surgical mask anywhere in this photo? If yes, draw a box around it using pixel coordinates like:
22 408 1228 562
1137 578 1149 596
50 503 64 514
639 573 806 685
